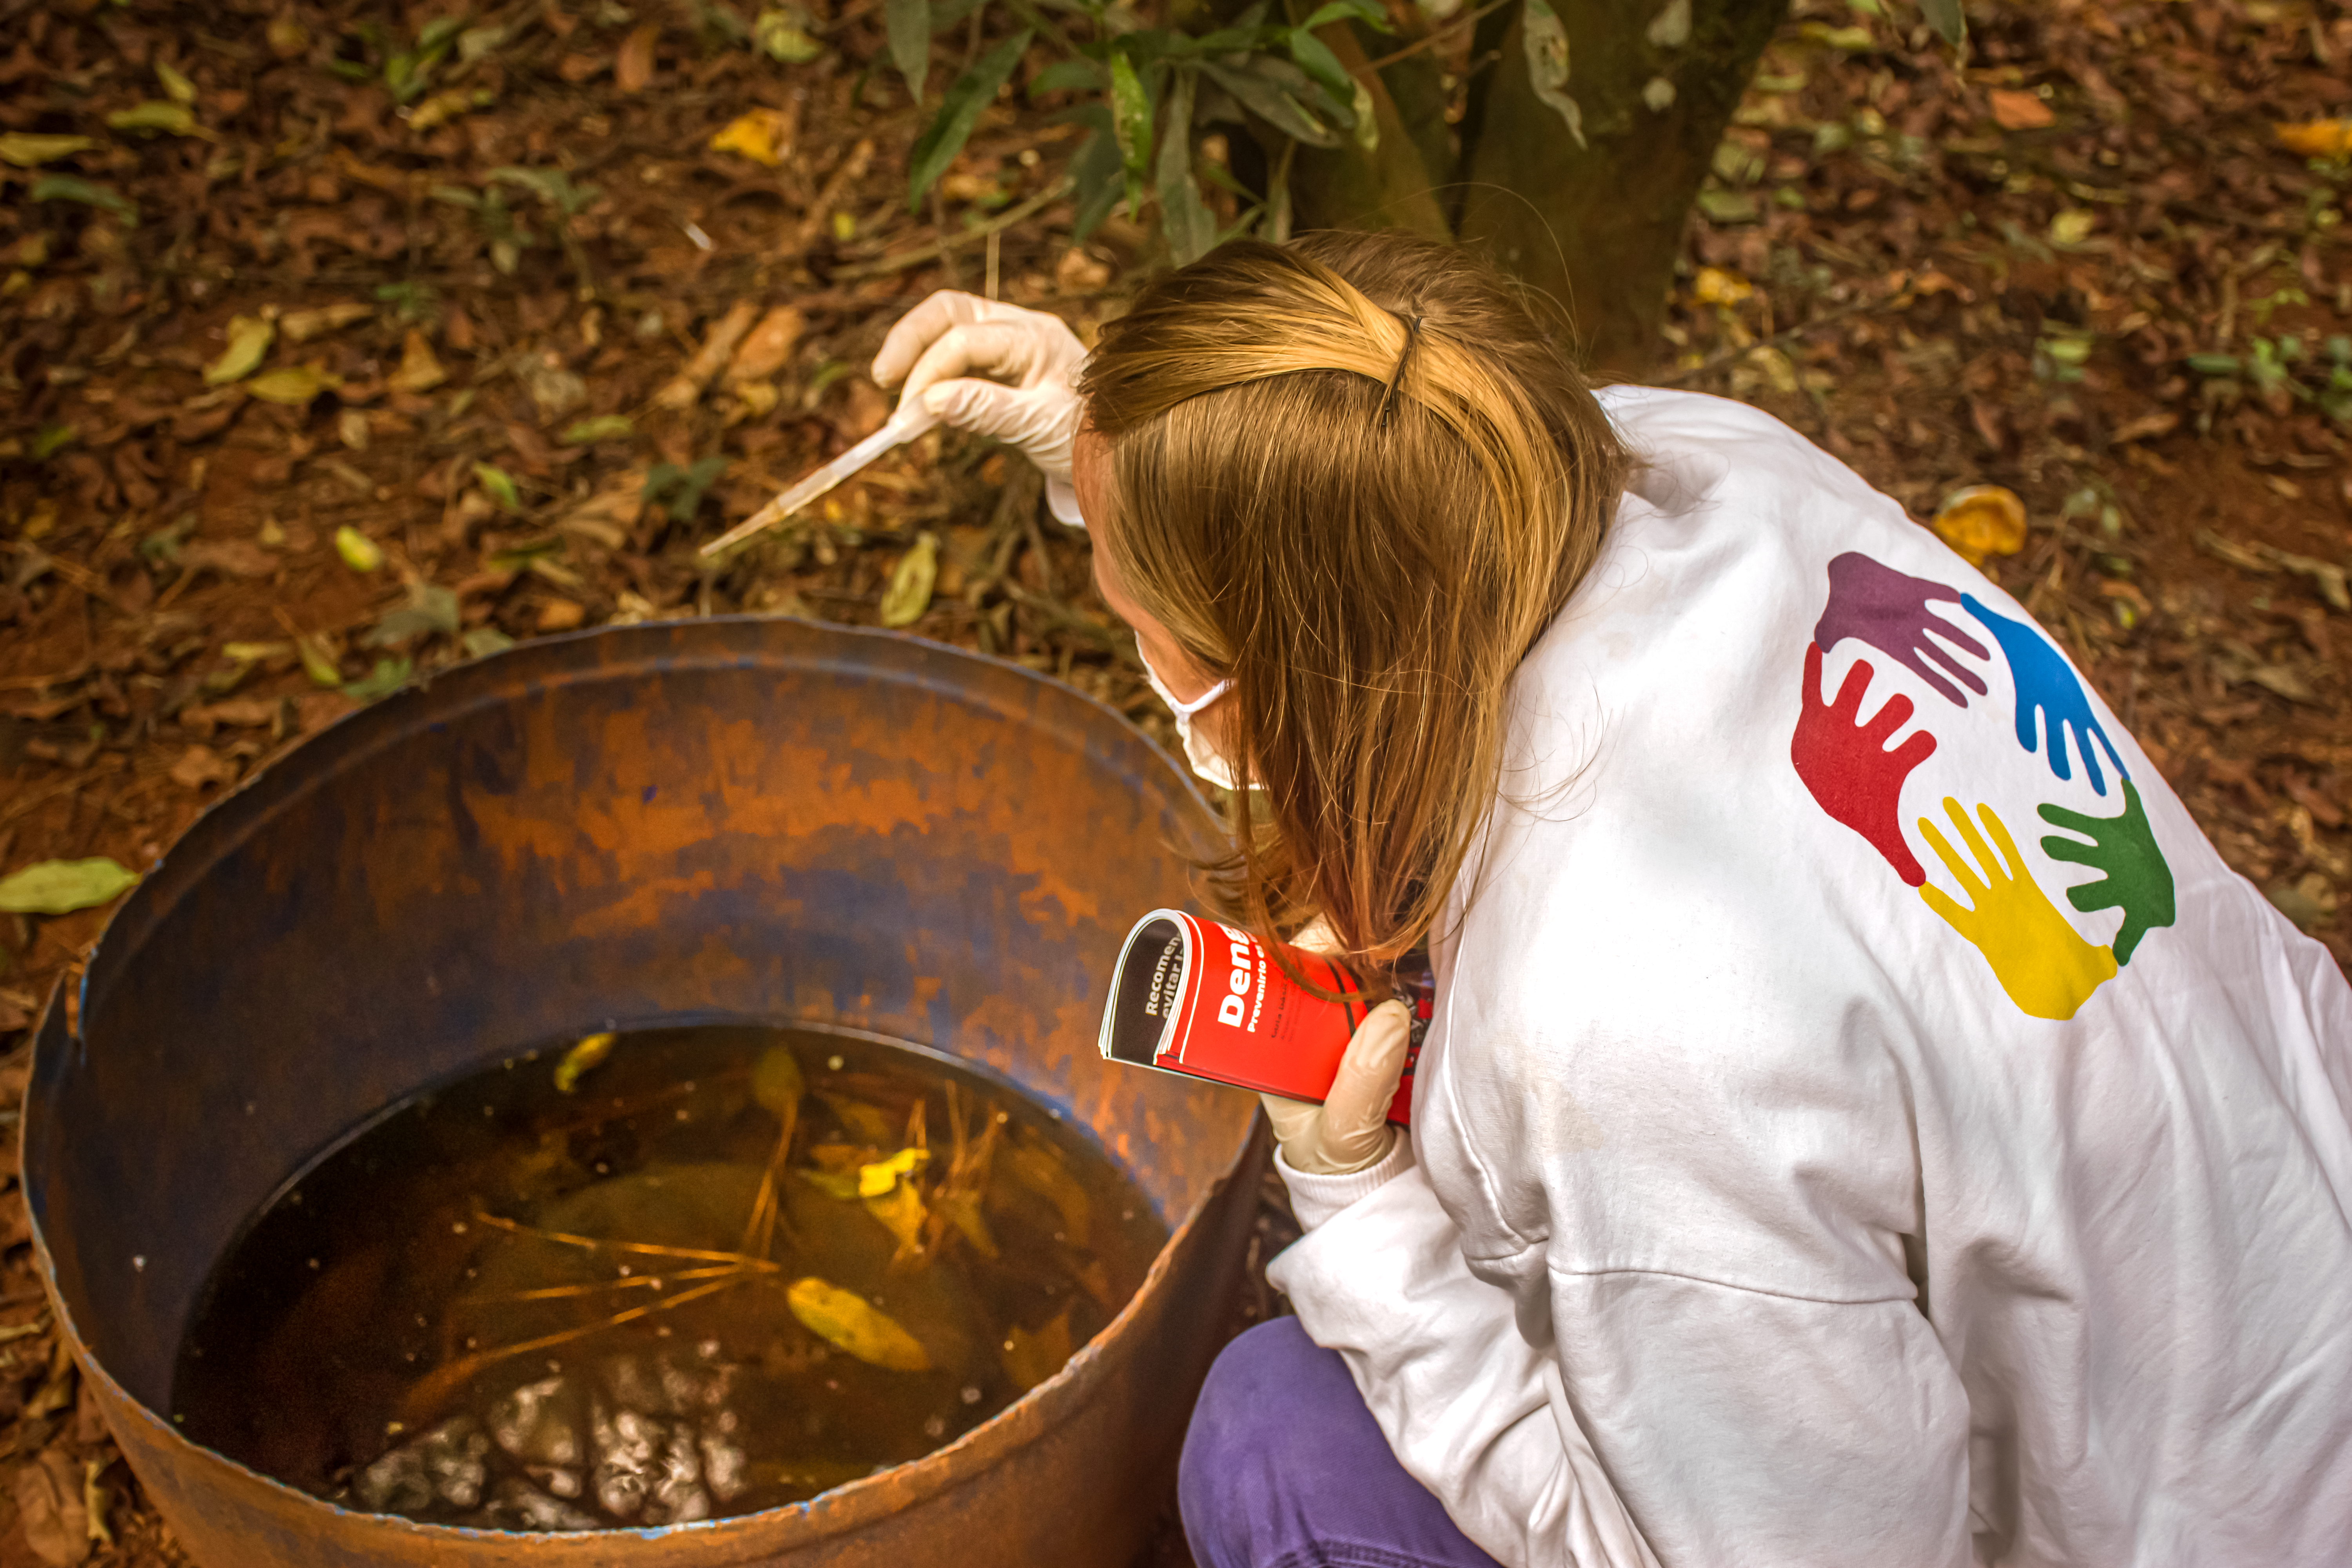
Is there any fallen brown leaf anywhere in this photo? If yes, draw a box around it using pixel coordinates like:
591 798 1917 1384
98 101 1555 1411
1990 89 2054 131
170 744 239 789
615 23 659 93
725 306 804 385
15 1449 89 1566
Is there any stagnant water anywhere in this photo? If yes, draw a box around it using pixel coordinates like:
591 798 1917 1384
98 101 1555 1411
172 1024 1167 1531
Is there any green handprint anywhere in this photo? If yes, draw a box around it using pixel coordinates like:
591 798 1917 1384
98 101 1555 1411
1918 797 2117 1021
2038 780 2175 965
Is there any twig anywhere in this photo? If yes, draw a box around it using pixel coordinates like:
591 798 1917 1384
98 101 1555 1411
1359 0 1514 76
470 1209 783 1268
832 177 1076 281
450 1261 751 1308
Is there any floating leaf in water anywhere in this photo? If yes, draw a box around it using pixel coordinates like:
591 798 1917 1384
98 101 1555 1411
553 1031 617 1093
204 316 273 386
798 1167 862 1201
822 1096 899 1147
857 1147 929 1198
753 1045 805 1116
335 526 386 572
999 1307 1072 1393
864 1179 928 1258
786 1278 931 1371
0 857 138 915
0 134 98 167
878 532 938 628
935 1191 996 1258
1006 1132 1091 1245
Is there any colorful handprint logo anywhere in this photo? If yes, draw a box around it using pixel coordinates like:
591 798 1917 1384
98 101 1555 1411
1793 553 2175 1018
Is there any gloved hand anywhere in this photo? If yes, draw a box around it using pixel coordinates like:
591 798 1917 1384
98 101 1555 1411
1261 998 1412 1174
870 292 1085 488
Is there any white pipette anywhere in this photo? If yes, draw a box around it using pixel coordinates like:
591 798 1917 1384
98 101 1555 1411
699 402 942 557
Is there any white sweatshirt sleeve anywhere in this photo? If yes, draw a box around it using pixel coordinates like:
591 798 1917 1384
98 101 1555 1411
1270 1166 1975 1568
1267 1167 1663 1568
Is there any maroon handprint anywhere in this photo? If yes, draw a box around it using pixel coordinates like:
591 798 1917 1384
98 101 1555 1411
1814 552 1991 708
1793 642 1938 885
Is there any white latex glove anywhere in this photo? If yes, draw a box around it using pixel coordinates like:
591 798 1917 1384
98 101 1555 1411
1262 998 1412 1176
870 292 1085 489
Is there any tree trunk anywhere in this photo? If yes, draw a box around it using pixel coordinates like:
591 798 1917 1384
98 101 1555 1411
1454 0 1788 374
1261 0 1786 376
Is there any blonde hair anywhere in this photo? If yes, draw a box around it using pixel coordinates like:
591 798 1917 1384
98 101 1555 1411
1078 232 1629 977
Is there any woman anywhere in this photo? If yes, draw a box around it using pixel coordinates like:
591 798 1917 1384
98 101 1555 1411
871 233 2352 1568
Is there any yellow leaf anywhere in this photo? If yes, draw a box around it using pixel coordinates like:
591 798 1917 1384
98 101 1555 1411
1006 1131 1091 1245
753 1044 805 1116
2275 118 2352 160
281 302 374 343
1692 266 1752 307
388 330 448 394
334 526 385 572
204 314 274 386
878 532 938 629
106 100 198 136
155 59 197 104
863 1179 928 1256
2048 209 2095 247
857 1146 930 1197
786 1277 931 1370
0 134 98 167
709 109 791 168
247 365 337 405
1932 485 2028 567
999 1307 1073 1393
553 1031 617 1093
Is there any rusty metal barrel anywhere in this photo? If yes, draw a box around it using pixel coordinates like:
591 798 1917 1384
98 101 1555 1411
24 618 1265 1568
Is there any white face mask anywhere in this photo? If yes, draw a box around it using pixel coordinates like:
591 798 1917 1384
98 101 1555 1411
1137 637 1251 791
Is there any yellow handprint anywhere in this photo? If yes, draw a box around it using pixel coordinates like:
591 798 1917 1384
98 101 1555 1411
1917 797 2117 1021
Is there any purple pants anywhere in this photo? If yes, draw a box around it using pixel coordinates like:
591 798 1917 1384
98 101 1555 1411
1179 1318 1503 1568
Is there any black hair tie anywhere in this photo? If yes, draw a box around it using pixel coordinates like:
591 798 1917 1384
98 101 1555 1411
1377 313 1424 428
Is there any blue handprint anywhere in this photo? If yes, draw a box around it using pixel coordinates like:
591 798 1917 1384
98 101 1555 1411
1961 595 2127 797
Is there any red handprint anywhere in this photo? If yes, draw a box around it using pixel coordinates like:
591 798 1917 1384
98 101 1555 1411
1793 642 1938 886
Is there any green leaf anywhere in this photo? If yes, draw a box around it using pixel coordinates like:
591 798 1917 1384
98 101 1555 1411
30 424 76 461
0 133 97 167
1154 71 1216 265
886 0 932 102
1301 0 1391 33
0 858 138 916
473 462 523 512
155 58 197 103
1519 0 1584 148
1285 28 1352 106
295 633 343 688
1916 0 1966 46
560 414 636 444
1198 59 1340 149
29 175 138 225
878 532 939 627
1109 49 1153 219
334 526 386 572
342 655 415 703
1067 119 1125 242
369 584 462 646
106 100 199 136
203 315 273 386
1029 57 1106 96
462 626 516 659
906 30 1033 209
1351 78 1377 152
2185 354 2242 376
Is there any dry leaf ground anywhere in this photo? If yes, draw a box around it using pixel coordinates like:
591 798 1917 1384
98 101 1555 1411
2 0 2349 1562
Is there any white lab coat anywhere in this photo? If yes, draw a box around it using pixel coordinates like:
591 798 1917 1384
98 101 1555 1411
1270 387 2352 1568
